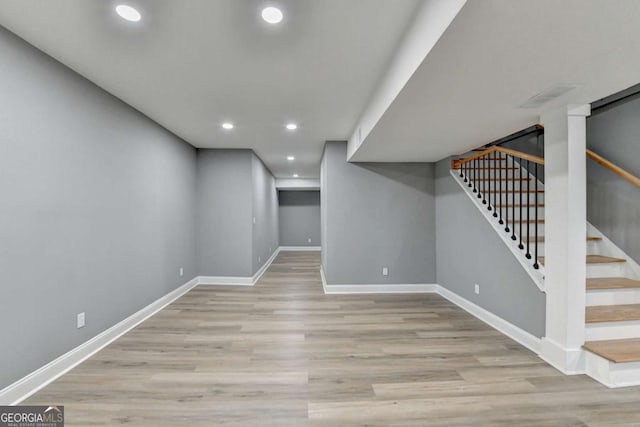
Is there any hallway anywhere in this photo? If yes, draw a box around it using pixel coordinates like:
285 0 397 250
27 251 640 426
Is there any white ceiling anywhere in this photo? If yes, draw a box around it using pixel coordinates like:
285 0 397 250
0 0 420 178
350 0 640 162
4 1 640 174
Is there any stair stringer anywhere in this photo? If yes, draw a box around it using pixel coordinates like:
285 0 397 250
450 169 545 291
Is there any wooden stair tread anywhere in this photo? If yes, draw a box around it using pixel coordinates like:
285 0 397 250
583 338 640 363
475 178 531 181
538 255 624 266
485 190 544 193
585 255 626 264
474 167 519 170
587 277 640 290
526 236 601 243
586 304 640 323
505 204 545 207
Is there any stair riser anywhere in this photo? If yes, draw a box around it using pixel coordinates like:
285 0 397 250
587 263 625 278
587 289 640 306
585 352 640 388
586 320 640 340
587 240 602 254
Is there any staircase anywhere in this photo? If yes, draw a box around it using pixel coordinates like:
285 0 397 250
452 145 640 388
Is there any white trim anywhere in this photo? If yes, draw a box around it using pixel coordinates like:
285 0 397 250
320 268 541 356
539 337 585 375
197 276 254 286
436 285 542 355
587 222 640 280
450 170 545 291
585 351 640 388
320 264 328 293
324 283 440 294
252 248 280 283
198 247 281 286
319 265 438 294
279 246 321 252
0 277 199 406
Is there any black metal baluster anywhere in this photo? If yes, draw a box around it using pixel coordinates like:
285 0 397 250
511 156 516 241
474 159 482 199
498 153 503 223
534 162 540 269
505 156 510 233
474 158 479 195
526 160 532 259
467 160 472 188
518 159 524 250
482 156 487 204
480 156 487 200
487 151 496 211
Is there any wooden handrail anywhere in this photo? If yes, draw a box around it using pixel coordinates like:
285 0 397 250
458 146 544 165
587 149 640 189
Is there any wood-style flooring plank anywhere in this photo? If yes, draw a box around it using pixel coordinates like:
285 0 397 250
25 251 640 426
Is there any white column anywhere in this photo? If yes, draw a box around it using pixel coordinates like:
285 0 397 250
540 104 590 374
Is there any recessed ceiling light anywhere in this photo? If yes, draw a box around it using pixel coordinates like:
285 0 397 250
293 174 299 178
116 5 141 22
287 156 295 161
222 122 234 130
286 123 297 130
262 6 283 24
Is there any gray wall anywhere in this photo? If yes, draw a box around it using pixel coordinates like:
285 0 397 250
196 150 253 277
196 150 279 277
435 158 546 337
321 141 436 284
587 96 640 264
278 191 321 247
251 154 279 274
0 27 197 389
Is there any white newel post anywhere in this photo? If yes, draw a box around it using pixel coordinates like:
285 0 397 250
540 104 591 374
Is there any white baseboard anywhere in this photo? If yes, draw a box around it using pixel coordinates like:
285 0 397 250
197 276 254 285
320 266 541 355
0 277 199 406
324 283 440 294
436 286 542 354
279 246 321 251
319 265 438 294
198 247 281 286
539 337 585 375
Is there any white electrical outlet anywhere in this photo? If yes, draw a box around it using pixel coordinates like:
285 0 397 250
258 256 261 263
308 238 312 243
179 267 184 277
474 284 480 294
382 267 389 276
253 217 256 225
77 312 85 329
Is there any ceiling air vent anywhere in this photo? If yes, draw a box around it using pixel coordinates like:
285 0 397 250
519 84 580 109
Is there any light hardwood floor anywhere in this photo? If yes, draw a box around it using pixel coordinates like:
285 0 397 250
27 251 640 426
